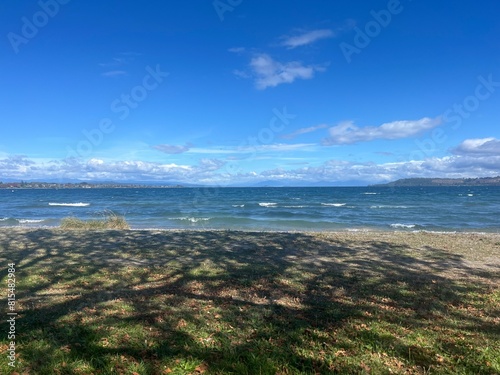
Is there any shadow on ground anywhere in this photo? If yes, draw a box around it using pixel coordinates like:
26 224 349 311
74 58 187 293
0 229 499 374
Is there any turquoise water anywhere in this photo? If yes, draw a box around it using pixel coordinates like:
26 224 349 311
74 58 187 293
0 186 499 232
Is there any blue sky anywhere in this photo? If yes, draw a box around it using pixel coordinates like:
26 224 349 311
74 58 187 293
1 0 499 185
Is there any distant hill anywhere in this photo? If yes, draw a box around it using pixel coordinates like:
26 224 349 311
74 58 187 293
373 176 500 187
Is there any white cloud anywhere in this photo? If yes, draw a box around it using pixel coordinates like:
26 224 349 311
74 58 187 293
99 53 139 77
451 137 500 156
178 143 317 155
198 158 226 171
2 139 500 185
98 59 125 68
323 117 442 145
281 124 328 139
153 143 192 154
0 155 34 170
281 29 335 49
99 53 138 67
0 157 199 182
237 143 316 153
248 54 325 89
182 144 315 155
188 148 235 154
255 155 500 184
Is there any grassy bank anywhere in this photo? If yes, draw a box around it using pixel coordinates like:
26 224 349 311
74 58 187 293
0 229 499 374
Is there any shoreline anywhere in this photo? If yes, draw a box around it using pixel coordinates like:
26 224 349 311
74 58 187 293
1 224 500 235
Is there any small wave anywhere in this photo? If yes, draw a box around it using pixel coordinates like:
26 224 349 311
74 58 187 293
283 205 306 208
321 203 346 207
0 219 18 227
467 194 474 197
232 204 245 208
19 219 45 224
49 202 90 207
362 192 379 195
178 217 211 223
371 205 408 209
0 218 46 226
259 202 277 207
390 223 416 229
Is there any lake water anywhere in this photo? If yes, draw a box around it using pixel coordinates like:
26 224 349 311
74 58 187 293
1 186 499 232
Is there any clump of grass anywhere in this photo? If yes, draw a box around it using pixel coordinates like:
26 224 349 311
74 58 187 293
60 213 129 230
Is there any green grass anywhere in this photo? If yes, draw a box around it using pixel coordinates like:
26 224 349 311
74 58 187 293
0 229 499 374
60 213 130 230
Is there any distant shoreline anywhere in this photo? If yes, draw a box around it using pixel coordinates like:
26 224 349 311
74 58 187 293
0 183 184 189
372 176 500 187
2 176 500 188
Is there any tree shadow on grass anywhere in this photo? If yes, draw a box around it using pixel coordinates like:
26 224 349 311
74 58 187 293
0 229 499 374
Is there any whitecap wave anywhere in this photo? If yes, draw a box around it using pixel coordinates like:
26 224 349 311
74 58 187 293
390 223 416 229
371 205 408 209
232 204 245 208
19 219 45 224
49 202 90 207
259 202 277 207
178 217 211 223
321 203 346 207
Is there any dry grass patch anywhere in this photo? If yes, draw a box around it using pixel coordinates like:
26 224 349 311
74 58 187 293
60 213 129 230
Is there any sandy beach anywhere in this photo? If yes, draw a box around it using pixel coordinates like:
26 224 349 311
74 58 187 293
1 228 499 374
